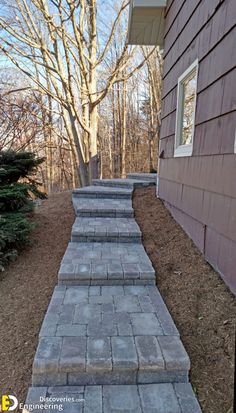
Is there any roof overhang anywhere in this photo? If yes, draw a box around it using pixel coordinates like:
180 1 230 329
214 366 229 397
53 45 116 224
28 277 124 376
127 0 167 47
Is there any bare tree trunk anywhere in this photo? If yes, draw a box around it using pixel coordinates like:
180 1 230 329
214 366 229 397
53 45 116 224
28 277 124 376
88 105 98 182
148 80 155 171
69 148 76 188
108 128 113 178
68 109 89 187
121 78 127 178
112 87 117 177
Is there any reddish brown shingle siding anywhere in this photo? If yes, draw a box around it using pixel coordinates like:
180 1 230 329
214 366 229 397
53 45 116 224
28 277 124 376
159 155 236 198
193 112 236 155
164 0 186 33
164 0 203 56
163 0 228 76
159 0 236 293
162 0 235 99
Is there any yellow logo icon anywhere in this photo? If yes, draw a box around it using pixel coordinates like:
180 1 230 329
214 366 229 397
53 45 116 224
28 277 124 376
1 395 18 412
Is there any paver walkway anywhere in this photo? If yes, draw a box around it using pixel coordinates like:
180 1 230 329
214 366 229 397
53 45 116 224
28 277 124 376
24 174 202 412
73 198 134 218
58 242 155 285
71 217 142 243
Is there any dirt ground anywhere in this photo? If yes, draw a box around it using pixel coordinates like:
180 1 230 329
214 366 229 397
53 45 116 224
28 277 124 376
133 187 236 413
0 191 74 411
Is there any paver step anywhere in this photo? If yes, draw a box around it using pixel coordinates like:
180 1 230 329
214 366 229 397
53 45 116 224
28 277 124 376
73 185 133 199
33 285 189 387
24 175 203 411
92 178 155 189
73 198 133 218
71 218 142 243
127 173 157 183
25 383 202 412
58 242 155 285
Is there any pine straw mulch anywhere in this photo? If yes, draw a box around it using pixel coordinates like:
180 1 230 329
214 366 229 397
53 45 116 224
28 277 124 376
0 191 74 411
133 186 236 413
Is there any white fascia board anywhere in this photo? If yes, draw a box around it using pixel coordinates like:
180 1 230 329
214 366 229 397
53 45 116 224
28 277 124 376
133 0 166 8
128 0 167 46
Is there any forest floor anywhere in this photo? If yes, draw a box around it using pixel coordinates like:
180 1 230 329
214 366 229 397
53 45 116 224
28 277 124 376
133 186 236 413
0 188 235 413
0 191 74 412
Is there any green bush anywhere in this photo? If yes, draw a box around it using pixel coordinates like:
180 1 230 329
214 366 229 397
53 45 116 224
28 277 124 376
0 213 36 270
0 183 32 212
0 150 45 184
0 182 46 212
0 150 46 270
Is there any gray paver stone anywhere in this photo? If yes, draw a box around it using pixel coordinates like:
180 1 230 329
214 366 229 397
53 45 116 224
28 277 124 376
84 386 103 413
32 373 67 386
158 336 190 371
23 387 47 413
56 324 86 337
87 321 117 337
24 383 201 413
115 295 141 313
74 303 101 324
111 336 138 371
59 337 86 372
139 383 181 413
87 337 112 372
174 383 202 413
131 313 163 336
64 287 89 305
135 336 165 371
33 337 62 374
103 385 142 413
59 304 75 324
68 371 137 386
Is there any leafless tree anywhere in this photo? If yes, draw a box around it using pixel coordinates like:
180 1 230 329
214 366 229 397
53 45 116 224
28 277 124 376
0 0 156 185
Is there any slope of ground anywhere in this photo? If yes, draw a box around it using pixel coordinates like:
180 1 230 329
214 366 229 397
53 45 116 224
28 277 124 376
0 191 74 411
1 188 235 413
133 187 235 413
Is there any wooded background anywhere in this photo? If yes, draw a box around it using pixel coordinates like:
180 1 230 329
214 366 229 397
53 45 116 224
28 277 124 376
0 0 162 192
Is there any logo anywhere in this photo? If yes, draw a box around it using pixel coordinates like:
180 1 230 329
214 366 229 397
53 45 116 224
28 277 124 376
1 395 18 412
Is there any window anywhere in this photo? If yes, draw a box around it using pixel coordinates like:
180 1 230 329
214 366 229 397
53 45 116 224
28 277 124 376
174 60 198 157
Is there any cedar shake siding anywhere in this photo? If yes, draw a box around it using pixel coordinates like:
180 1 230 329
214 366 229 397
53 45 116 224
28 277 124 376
159 0 236 293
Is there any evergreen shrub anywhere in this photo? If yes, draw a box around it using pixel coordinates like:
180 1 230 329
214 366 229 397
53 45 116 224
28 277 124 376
0 150 46 270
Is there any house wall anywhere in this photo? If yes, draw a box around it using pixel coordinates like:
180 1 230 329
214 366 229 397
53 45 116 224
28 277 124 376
159 0 236 293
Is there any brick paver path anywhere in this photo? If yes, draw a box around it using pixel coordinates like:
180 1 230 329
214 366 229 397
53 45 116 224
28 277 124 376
24 175 202 412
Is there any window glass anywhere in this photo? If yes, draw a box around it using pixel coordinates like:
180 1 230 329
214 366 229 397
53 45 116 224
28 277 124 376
180 69 197 146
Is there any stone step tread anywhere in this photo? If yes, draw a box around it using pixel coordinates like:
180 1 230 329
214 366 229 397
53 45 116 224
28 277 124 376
127 173 157 182
25 383 202 412
58 242 155 285
71 217 142 243
92 179 155 189
73 198 132 211
73 185 133 199
32 285 189 386
73 198 133 218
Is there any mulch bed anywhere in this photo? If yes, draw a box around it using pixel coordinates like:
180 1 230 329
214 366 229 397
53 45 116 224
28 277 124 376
133 186 236 413
0 191 74 411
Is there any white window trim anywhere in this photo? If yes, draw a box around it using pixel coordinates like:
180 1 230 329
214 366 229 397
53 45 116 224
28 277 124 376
234 127 236 153
174 59 199 158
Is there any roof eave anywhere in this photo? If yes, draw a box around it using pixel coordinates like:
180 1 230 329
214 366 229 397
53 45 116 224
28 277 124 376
127 0 167 47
